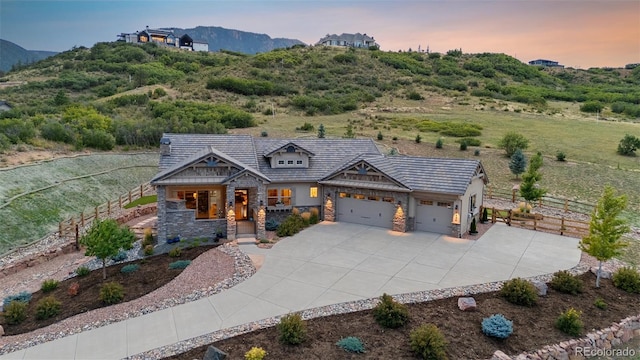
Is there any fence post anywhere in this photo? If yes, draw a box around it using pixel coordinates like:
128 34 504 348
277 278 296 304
533 216 537 230
80 212 85 227
564 199 568 212
69 218 75 239
75 224 80 250
119 195 122 209
59 221 63 235
128 190 132 204
95 206 99 220
491 207 496 223
140 184 144 198
560 216 565 235
107 200 111 216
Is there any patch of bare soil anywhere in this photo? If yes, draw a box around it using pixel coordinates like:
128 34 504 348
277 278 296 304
166 272 640 360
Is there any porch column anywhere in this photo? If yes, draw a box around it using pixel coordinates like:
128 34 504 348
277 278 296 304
392 200 406 232
226 200 236 241
323 194 335 222
257 202 266 240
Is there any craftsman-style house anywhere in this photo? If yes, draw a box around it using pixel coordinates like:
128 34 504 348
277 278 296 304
316 33 378 48
151 134 487 242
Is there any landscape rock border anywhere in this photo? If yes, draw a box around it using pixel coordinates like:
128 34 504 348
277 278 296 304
126 255 638 360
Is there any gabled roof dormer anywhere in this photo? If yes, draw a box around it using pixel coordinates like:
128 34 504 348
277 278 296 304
263 141 315 169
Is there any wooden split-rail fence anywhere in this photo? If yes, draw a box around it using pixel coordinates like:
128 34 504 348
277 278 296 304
58 183 155 245
484 207 590 238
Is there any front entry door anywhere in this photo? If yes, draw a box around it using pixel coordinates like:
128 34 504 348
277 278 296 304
234 189 248 220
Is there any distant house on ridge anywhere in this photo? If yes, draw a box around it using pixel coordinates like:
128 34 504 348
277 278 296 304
528 59 564 68
117 26 208 52
316 33 378 48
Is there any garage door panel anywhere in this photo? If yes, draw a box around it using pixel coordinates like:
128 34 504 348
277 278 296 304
415 202 452 234
337 197 395 228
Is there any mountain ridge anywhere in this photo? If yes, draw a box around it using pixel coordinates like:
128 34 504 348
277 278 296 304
0 39 58 72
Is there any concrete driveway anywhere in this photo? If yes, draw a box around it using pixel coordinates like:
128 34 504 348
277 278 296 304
1 222 581 360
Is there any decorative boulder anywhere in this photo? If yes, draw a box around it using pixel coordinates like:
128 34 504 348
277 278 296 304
532 280 548 296
203 345 228 360
590 267 612 279
458 297 477 311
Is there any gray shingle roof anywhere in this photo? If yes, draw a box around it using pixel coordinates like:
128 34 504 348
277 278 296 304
152 134 487 195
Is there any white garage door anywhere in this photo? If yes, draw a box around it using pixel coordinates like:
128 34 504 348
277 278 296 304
337 193 396 228
415 200 453 234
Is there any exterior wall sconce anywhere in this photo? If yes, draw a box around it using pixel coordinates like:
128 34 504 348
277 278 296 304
452 204 460 225
229 201 233 207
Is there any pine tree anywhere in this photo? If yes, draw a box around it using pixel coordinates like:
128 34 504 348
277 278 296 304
520 154 546 207
509 149 527 179
579 186 630 287
317 124 325 138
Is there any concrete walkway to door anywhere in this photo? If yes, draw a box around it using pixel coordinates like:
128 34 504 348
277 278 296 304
0 222 581 360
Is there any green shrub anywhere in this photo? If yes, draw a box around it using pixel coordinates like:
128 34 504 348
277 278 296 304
457 137 481 146
459 141 467 151
377 131 383 140
99 282 124 305
435 138 443 149
594 297 608 310
35 296 61 320
474 149 480 156
309 207 320 224
612 267 640 293
41 279 59 293
3 291 32 307
260 130 268 137
373 293 409 329
169 260 191 269
555 308 583 336
407 91 424 100
144 244 154 256
265 218 280 231
617 134 640 156
498 132 529 157
244 347 267 360
111 250 128 262
297 122 314 131
336 336 366 353
481 314 513 339
3 301 28 325
580 100 604 113
556 151 566 161
276 214 306 237
500 278 538 306
415 134 422 144
142 228 154 247
120 264 140 274
277 313 307 345
168 247 182 257
40 120 75 144
410 324 448 360
550 270 583 295
80 129 115 150
75 266 91 277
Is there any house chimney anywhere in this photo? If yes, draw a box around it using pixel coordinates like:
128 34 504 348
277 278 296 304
160 137 171 156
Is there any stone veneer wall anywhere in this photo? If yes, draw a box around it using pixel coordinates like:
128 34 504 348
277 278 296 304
164 200 226 241
491 315 640 360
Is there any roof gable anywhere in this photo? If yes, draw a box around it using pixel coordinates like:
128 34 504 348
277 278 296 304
263 141 315 157
320 157 410 192
151 145 268 185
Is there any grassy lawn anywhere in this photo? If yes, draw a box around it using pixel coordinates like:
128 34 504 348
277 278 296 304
124 194 157 209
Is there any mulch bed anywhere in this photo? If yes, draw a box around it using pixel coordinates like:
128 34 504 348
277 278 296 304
1 245 218 335
166 272 640 360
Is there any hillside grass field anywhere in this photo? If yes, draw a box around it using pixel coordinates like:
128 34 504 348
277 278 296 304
0 153 158 255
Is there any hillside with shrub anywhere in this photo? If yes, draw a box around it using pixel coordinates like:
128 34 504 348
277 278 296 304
1 42 639 152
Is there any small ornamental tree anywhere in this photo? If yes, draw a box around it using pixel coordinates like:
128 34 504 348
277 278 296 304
579 186 630 287
80 219 136 280
520 154 546 208
509 149 527 179
317 123 325 139
498 132 529 158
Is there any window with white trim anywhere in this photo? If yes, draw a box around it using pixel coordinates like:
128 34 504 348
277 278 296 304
309 186 318 198
267 188 292 206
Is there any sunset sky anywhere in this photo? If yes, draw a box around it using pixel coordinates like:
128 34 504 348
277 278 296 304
1 0 638 69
